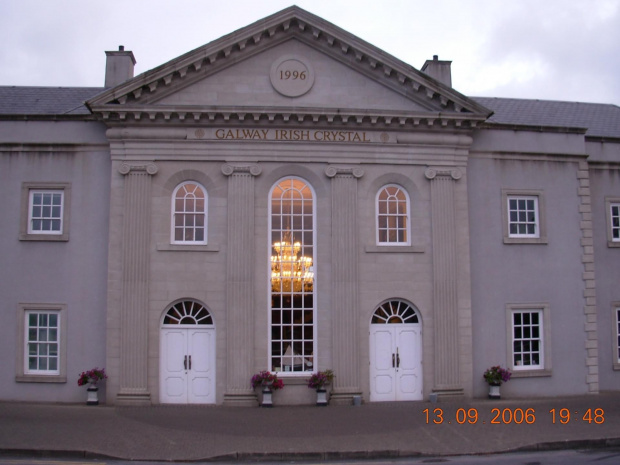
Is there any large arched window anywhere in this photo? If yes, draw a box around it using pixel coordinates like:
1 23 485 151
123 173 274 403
269 177 315 374
171 182 207 244
376 185 410 245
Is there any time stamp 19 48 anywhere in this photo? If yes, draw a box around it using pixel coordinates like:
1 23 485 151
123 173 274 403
423 407 605 425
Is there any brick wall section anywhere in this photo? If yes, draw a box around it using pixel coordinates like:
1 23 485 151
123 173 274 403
578 160 599 393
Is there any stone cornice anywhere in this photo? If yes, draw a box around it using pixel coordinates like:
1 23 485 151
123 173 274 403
91 105 487 130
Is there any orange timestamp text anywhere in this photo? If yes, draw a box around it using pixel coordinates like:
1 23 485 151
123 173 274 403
423 407 605 425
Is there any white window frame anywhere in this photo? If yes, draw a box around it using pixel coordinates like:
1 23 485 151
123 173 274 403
20 183 71 242
502 189 547 244
268 177 317 376
171 181 208 245
376 184 411 246
506 303 551 377
16 303 67 383
613 304 620 371
606 198 620 248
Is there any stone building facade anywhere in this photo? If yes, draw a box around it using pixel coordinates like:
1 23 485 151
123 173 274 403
1 7 618 405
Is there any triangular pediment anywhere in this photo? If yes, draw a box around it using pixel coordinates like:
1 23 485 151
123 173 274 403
88 6 491 128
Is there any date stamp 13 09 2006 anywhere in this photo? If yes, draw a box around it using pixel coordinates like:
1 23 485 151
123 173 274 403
423 407 605 425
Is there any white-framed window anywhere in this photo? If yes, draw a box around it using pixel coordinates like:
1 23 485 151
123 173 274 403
376 184 410 245
20 183 71 241
171 181 207 244
508 196 538 237
506 303 551 376
502 190 547 244
28 190 64 234
606 198 620 247
269 177 315 374
25 310 60 375
16 303 67 383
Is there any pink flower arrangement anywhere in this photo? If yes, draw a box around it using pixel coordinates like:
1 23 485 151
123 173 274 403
483 365 511 386
77 367 107 386
251 371 284 390
307 369 334 390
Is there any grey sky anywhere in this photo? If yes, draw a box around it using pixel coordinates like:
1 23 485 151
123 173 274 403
1 0 618 105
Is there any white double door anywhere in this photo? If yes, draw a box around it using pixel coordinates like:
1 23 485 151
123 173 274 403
160 328 215 404
369 324 422 401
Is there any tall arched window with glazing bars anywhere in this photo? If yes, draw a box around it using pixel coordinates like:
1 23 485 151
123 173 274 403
269 177 315 374
376 184 410 245
171 182 207 244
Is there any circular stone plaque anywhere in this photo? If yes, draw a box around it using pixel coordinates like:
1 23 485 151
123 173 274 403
270 55 315 97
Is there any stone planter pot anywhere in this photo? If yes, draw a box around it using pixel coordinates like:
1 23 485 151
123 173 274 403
488 384 501 399
87 383 99 405
261 387 273 407
316 388 328 406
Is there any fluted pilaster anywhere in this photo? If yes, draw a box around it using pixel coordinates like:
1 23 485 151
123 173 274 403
426 167 464 397
117 162 158 405
325 166 363 404
222 164 261 406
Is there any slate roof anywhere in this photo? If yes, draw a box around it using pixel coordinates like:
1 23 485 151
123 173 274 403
0 86 619 139
473 97 620 139
0 86 104 115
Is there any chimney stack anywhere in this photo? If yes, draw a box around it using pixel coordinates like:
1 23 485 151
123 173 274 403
421 55 452 87
105 46 136 88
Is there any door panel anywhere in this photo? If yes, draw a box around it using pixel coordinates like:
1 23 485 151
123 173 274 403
369 327 396 401
161 330 188 403
188 329 215 403
395 327 422 400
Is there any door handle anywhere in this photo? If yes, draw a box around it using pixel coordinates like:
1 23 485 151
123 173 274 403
189 355 192 370
396 348 401 368
392 353 395 368
183 355 187 370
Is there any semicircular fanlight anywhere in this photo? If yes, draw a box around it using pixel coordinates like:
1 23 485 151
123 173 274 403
371 300 419 324
163 300 213 325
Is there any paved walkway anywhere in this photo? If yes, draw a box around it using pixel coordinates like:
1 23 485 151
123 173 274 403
0 393 619 462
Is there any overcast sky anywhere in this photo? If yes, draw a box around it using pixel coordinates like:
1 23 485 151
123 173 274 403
1 0 618 105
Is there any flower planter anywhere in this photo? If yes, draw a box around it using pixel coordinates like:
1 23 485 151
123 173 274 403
316 388 328 406
488 384 501 399
261 387 273 407
87 383 99 405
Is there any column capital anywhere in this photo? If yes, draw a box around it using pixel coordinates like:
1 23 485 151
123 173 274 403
221 163 262 177
425 167 462 181
118 162 158 176
325 166 364 179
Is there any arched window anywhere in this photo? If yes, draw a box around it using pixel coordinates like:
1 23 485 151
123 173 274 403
171 182 207 244
371 300 419 324
269 177 315 374
376 185 410 245
162 300 213 325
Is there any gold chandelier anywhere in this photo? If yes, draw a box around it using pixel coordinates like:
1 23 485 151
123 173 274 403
271 232 314 292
